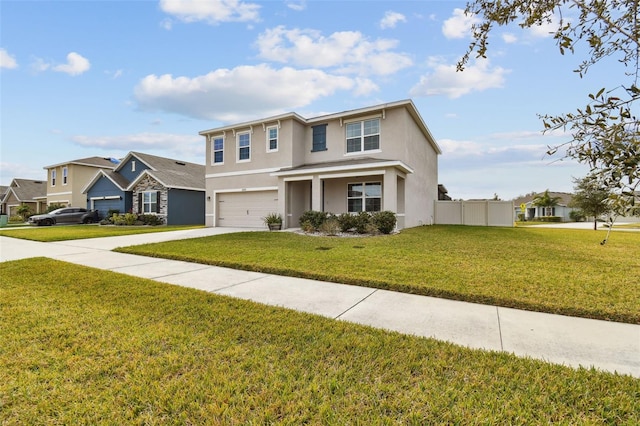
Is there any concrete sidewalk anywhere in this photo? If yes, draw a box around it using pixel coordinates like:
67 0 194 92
1 229 638 378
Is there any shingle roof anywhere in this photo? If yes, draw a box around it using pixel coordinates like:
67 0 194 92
144 168 205 190
45 156 119 169
125 152 205 190
127 152 204 173
512 191 573 207
7 178 47 201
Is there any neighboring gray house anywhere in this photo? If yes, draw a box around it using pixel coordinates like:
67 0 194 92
83 152 205 225
200 99 441 229
513 191 576 221
0 178 47 217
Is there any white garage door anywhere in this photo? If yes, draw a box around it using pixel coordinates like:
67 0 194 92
217 191 278 228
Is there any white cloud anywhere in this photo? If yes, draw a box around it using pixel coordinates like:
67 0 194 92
255 26 412 76
380 11 407 29
52 52 91 76
528 13 563 38
71 132 200 150
502 33 518 43
160 0 261 24
31 57 50 73
285 0 306 11
442 8 480 39
410 57 509 99
71 132 204 161
0 48 18 69
133 64 364 122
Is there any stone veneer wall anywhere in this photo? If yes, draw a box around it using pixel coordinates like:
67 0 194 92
132 175 168 218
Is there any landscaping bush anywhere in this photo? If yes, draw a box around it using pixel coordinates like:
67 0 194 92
371 211 397 234
318 216 340 235
537 216 562 223
138 214 164 226
107 209 120 218
111 213 138 226
354 211 372 234
569 210 586 222
8 215 25 223
298 210 329 231
337 213 357 232
46 203 66 213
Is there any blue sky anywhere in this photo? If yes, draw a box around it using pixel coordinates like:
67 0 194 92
2 0 620 200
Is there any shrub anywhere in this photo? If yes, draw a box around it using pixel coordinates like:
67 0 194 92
300 220 315 233
138 214 164 226
337 213 357 232
537 216 562 223
354 211 372 234
46 203 66 213
107 209 120 218
569 210 586 222
112 213 138 226
371 211 397 234
298 210 329 231
319 216 340 235
8 215 25 223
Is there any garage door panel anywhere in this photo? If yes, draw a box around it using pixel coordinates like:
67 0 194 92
218 191 278 228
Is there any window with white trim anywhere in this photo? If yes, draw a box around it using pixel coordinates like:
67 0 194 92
141 191 158 214
62 167 68 185
348 182 382 212
346 118 380 153
237 131 251 162
51 170 57 187
212 136 224 164
266 126 278 152
131 160 136 172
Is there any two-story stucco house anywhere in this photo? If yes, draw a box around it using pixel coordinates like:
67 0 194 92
200 99 441 229
44 156 119 208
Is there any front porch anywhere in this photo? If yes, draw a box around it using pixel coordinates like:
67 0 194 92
272 159 412 230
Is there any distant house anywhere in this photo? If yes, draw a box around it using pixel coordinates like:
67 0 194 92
83 152 205 225
44 156 119 208
0 178 47 216
199 99 441 229
513 191 576 221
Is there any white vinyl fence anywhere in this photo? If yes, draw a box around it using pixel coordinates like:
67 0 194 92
434 201 514 227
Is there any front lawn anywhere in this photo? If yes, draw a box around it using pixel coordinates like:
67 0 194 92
117 226 640 324
0 224 203 242
1 258 638 424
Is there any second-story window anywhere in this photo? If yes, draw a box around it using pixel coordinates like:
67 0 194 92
266 126 278 152
346 118 380 153
51 170 57 186
62 167 68 185
237 132 251 162
212 136 224 164
312 124 327 152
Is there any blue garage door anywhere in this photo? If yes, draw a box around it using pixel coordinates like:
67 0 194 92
94 199 121 220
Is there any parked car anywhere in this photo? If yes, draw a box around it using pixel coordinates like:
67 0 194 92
28 208 100 226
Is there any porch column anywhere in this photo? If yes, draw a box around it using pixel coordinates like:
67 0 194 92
278 178 287 227
311 175 322 211
382 170 397 212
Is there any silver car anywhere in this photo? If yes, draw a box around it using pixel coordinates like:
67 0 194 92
28 208 99 226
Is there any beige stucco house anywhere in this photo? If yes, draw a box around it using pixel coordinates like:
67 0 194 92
200 99 441 230
0 178 47 216
44 156 118 208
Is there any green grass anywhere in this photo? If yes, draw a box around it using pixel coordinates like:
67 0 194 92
1 258 638 424
117 226 640 324
0 224 203 242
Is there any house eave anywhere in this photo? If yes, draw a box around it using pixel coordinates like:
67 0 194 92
271 160 414 177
